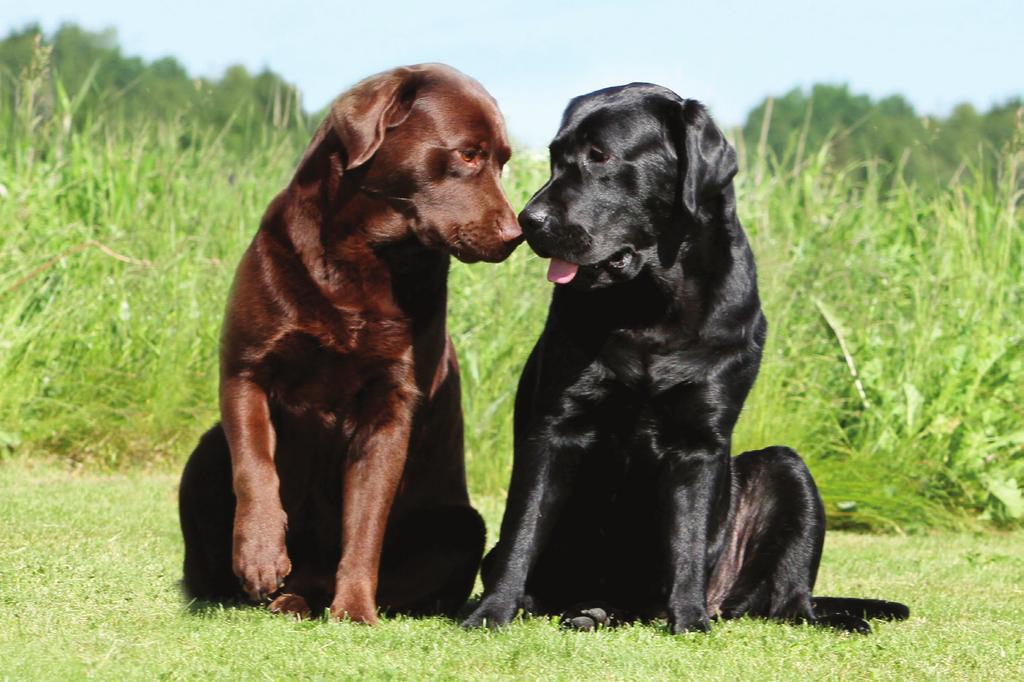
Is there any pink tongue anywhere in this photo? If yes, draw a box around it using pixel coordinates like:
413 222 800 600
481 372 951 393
547 258 579 284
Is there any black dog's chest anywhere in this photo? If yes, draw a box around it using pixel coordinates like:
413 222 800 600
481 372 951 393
573 330 715 468
600 329 702 394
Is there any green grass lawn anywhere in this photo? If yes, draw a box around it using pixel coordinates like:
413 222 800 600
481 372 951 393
2 462 1021 680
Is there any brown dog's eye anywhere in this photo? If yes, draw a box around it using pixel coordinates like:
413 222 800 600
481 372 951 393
588 146 609 163
459 149 480 163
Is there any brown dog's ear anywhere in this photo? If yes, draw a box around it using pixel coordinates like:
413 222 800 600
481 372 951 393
292 68 421 193
330 68 420 169
676 100 738 220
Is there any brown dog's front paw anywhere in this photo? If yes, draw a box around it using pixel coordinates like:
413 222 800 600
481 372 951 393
234 547 292 602
268 593 311 620
330 580 378 625
232 522 291 602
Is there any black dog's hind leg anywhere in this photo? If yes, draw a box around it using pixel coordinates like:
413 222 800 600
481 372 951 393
712 447 871 631
713 447 908 634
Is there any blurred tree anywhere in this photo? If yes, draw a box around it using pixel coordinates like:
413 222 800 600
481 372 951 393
2 22 1019 182
0 23 311 153
743 84 1021 189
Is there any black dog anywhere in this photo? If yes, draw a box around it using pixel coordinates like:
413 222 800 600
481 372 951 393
462 84 909 634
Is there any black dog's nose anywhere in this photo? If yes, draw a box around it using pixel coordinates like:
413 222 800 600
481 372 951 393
518 207 551 235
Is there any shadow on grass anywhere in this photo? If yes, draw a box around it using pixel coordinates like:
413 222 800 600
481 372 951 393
180 579 481 628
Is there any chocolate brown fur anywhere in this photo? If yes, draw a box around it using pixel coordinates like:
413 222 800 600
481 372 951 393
179 64 522 623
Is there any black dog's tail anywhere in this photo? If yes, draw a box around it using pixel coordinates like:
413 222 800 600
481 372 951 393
812 596 910 624
805 597 910 634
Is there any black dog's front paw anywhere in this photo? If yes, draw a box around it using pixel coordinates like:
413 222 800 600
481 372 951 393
560 602 629 631
461 594 519 630
668 605 711 634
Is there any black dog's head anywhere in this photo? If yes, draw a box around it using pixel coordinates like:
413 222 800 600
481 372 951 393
520 83 738 289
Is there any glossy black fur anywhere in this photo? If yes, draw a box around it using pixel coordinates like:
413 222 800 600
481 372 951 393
462 84 909 634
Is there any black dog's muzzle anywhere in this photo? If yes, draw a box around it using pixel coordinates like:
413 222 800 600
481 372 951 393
518 206 595 261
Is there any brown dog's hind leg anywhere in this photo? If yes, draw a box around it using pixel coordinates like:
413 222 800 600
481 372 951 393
179 424 241 602
181 423 328 615
265 563 335 619
375 505 485 618
268 593 312 620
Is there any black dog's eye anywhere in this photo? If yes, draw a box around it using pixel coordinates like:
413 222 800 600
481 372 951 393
588 146 609 163
609 250 632 270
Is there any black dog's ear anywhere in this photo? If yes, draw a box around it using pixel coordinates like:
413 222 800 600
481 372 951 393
676 100 738 220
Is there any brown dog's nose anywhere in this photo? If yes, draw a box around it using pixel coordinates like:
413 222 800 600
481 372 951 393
499 219 523 243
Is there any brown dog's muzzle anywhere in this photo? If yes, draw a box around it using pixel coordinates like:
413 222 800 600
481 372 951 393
489 215 526 261
452 206 524 263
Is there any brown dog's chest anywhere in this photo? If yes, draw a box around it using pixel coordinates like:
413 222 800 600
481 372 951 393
259 314 415 432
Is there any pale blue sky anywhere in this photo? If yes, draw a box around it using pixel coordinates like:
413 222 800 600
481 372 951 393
4 1 1022 147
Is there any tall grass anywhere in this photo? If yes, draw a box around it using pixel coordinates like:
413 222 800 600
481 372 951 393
733 136 1023 528
1 53 1021 529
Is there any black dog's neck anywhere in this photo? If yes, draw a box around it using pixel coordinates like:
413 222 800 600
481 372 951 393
552 207 742 334
552 269 675 331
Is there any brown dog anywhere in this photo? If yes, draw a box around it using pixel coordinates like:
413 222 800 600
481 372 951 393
178 64 521 623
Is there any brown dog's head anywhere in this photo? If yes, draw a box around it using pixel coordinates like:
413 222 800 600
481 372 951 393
292 64 522 263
